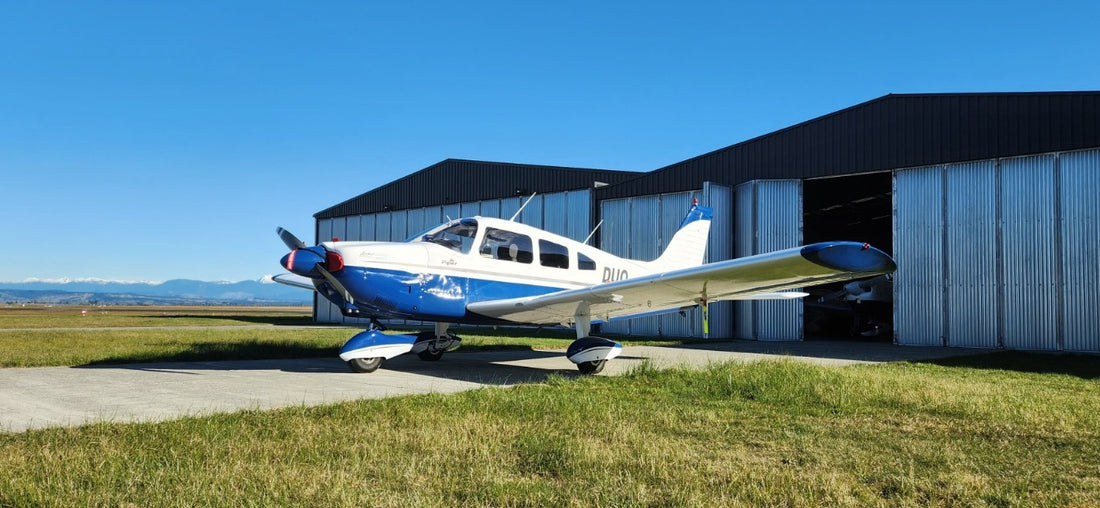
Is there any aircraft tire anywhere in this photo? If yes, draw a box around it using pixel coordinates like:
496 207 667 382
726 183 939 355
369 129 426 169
577 360 606 375
414 332 445 361
347 357 383 373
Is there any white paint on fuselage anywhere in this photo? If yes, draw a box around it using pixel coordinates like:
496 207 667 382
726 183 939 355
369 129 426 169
321 216 663 291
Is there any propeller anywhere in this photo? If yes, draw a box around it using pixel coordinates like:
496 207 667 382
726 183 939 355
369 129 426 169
277 227 306 250
276 227 355 305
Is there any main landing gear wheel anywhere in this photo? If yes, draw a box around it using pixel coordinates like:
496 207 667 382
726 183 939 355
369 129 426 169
414 331 456 361
347 357 383 373
577 360 606 375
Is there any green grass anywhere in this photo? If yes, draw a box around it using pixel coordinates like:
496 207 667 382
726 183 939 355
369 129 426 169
1 355 1098 505
0 305 686 367
0 304 315 328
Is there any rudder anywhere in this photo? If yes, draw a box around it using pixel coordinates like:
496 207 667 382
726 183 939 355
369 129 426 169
653 203 712 270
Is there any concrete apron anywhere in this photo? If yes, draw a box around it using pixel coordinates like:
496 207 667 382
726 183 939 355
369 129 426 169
0 340 973 433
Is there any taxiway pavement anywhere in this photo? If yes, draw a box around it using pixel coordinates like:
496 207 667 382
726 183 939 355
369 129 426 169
0 340 972 433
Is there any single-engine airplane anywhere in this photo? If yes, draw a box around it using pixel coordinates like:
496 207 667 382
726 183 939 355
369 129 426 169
275 199 896 374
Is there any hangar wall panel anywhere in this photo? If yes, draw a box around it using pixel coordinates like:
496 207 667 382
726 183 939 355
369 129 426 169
703 182 734 339
734 180 803 341
657 191 701 338
893 148 1100 352
599 198 633 335
1000 154 1059 350
893 166 946 346
1060 149 1100 351
626 195 660 335
945 160 999 348
734 183 755 340
346 216 361 241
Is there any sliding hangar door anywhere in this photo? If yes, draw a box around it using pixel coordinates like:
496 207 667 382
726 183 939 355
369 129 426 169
724 147 1100 352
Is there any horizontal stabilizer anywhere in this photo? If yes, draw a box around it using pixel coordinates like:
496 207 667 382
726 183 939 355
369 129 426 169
272 273 317 291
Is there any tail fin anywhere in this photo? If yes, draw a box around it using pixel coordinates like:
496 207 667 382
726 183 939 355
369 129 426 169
653 203 712 270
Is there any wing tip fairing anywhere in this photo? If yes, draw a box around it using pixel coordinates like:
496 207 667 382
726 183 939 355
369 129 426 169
800 242 897 274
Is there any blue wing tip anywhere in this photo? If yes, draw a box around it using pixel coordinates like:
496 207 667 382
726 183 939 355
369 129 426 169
801 242 897 273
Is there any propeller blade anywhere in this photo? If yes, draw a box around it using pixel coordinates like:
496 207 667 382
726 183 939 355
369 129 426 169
277 227 306 250
317 265 355 305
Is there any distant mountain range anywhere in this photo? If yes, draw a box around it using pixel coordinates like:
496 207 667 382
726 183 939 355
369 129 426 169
0 278 312 306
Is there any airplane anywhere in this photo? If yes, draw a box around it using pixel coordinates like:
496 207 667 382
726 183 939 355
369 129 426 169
274 198 896 374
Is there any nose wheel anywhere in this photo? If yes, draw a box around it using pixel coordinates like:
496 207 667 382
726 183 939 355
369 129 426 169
347 357 383 373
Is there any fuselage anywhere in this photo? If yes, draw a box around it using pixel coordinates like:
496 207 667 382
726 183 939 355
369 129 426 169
317 216 657 324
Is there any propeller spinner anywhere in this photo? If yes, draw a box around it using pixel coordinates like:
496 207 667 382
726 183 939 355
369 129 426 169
276 227 355 304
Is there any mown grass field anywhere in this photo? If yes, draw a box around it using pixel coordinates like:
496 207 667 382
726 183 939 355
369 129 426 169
0 304 681 367
1 355 1098 505
2 305 1097 505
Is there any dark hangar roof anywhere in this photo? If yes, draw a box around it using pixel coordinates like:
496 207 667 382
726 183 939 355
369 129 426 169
596 92 1100 200
316 159 641 218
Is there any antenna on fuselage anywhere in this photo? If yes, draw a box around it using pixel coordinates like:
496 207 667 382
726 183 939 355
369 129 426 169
583 219 603 245
509 192 538 222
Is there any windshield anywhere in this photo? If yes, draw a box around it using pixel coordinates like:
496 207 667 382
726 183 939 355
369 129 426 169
414 218 478 254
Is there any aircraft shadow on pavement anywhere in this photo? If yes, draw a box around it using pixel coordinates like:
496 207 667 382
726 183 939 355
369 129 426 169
671 339 982 363
72 348 585 386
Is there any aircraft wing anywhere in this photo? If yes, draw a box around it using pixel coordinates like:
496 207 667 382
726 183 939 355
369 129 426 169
272 273 317 291
466 241 896 325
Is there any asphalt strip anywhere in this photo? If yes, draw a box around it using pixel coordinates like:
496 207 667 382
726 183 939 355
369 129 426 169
0 341 971 433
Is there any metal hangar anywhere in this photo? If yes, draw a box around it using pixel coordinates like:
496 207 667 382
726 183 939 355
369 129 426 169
312 92 1100 353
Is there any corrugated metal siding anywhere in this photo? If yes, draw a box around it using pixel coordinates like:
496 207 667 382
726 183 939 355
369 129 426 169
1000 154 1059 350
1060 149 1100 351
734 183 755 340
945 160 998 347
704 182 734 338
460 202 480 219
626 196 660 336
757 181 803 341
479 199 501 220
567 190 592 242
893 166 946 346
543 193 567 236
596 92 1100 201
360 214 376 240
346 216 361 241
734 180 803 341
599 198 632 335
657 191 700 338
375 212 395 241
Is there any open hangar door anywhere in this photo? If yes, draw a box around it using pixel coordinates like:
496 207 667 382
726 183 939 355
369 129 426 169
802 172 893 340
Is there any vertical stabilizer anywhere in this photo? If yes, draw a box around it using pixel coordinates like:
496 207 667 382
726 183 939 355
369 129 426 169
653 203 713 270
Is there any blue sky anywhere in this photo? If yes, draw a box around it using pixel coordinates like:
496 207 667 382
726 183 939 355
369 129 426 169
1 1 1097 282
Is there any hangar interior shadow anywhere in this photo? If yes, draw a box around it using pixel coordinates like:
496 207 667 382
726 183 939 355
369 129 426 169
802 171 894 341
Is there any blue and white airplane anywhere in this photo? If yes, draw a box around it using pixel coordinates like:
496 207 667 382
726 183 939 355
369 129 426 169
275 200 896 374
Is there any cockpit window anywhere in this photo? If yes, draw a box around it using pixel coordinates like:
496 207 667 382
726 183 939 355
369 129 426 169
479 227 533 264
417 218 478 254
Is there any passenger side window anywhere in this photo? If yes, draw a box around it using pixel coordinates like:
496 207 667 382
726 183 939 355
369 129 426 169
539 240 569 269
480 228 533 264
577 252 597 271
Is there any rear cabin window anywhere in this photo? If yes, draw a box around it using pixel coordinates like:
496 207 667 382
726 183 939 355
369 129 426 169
577 252 597 271
539 240 570 269
479 228 533 264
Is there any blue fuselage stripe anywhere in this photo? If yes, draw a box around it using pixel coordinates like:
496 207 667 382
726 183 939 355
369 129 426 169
329 266 566 323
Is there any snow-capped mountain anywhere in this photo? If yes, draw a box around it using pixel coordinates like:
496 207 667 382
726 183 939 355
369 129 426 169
0 278 312 305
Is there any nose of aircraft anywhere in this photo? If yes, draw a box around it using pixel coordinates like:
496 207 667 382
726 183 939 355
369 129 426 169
281 247 327 276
